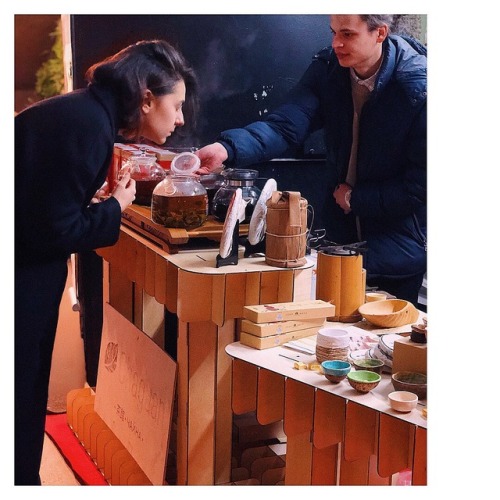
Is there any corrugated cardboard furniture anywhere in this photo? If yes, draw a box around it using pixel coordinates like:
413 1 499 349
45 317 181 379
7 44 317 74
97 224 313 485
226 338 427 486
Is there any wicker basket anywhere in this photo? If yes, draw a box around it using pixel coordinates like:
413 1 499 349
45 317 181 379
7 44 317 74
316 345 349 364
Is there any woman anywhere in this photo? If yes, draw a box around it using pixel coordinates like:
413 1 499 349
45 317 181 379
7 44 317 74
15 39 198 485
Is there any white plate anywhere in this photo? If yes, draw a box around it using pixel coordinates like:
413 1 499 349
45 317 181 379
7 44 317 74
379 333 400 354
219 188 242 258
248 178 277 245
369 346 393 367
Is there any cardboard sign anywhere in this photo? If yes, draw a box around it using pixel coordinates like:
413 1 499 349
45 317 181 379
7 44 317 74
95 304 176 485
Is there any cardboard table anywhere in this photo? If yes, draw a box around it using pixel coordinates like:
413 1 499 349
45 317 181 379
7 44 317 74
225 325 427 486
97 224 314 484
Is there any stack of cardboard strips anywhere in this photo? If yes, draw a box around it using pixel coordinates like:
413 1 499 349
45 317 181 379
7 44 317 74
239 299 335 349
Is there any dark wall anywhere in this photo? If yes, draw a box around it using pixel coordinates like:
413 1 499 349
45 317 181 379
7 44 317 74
70 14 334 235
71 14 330 154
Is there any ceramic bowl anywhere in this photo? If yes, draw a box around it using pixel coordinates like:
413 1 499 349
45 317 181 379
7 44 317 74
321 360 351 383
388 391 418 412
347 370 381 393
352 357 385 374
358 299 420 328
316 328 350 348
392 371 427 400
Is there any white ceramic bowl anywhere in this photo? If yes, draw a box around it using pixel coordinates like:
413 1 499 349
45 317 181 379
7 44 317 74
317 328 349 348
388 391 418 412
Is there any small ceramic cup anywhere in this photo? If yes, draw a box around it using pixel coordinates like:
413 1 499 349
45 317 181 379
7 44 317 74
321 360 351 383
365 292 387 303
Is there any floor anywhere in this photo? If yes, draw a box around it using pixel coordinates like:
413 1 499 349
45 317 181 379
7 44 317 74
40 433 81 486
39 422 405 487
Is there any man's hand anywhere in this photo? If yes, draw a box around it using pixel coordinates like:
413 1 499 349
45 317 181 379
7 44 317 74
195 142 228 174
333 183 352 214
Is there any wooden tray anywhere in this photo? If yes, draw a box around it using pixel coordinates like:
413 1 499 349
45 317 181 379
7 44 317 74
121 204 248 253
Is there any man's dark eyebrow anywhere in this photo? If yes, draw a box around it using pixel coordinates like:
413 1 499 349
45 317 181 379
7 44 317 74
330 27 357 34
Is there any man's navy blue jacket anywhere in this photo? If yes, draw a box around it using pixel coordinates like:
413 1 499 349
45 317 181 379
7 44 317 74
218 35 427 279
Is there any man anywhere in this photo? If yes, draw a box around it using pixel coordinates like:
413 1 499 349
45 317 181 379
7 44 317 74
196 15 427 305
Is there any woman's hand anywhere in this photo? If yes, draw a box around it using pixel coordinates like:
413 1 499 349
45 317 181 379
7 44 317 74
90 181 109 204
111 171 136 211
195 142 228 174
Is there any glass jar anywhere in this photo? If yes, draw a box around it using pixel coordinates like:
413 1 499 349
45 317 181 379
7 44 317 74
119 151 166 205
212 169 261 223
151 152 208 229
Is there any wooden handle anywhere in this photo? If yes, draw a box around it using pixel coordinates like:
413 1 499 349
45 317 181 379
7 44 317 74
286 191 302 227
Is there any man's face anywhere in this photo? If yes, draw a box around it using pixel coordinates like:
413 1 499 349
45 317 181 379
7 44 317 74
329 15 387 76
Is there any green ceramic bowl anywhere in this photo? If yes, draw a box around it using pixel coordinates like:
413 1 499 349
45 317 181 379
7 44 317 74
352 358 385 374
392 371 427 400
347 370 381 393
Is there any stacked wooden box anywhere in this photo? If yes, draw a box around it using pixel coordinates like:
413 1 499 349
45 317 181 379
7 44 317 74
239 299 335 349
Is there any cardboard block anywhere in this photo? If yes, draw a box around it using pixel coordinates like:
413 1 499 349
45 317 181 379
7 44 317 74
240 317 325 337
243 299 335 323
240 326 320 349
392 336 427 374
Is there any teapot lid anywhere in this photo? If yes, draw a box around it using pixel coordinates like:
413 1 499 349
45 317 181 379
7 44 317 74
319 242 368 256
223 168 259 181
171 152 200 175
123 150 157 164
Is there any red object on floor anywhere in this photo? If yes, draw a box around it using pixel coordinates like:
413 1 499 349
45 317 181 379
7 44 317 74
44 413 108 486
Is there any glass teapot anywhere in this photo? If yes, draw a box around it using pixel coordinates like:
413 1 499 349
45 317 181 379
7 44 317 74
212 169 261 223
151 152 208 229
119 150 166 205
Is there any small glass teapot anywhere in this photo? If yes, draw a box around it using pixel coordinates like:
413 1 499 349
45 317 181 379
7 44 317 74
119 150 166 205
151 152 208 229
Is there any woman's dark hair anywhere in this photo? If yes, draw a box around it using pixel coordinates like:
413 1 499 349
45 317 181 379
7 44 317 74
359 15 394 33
85 39 199 141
